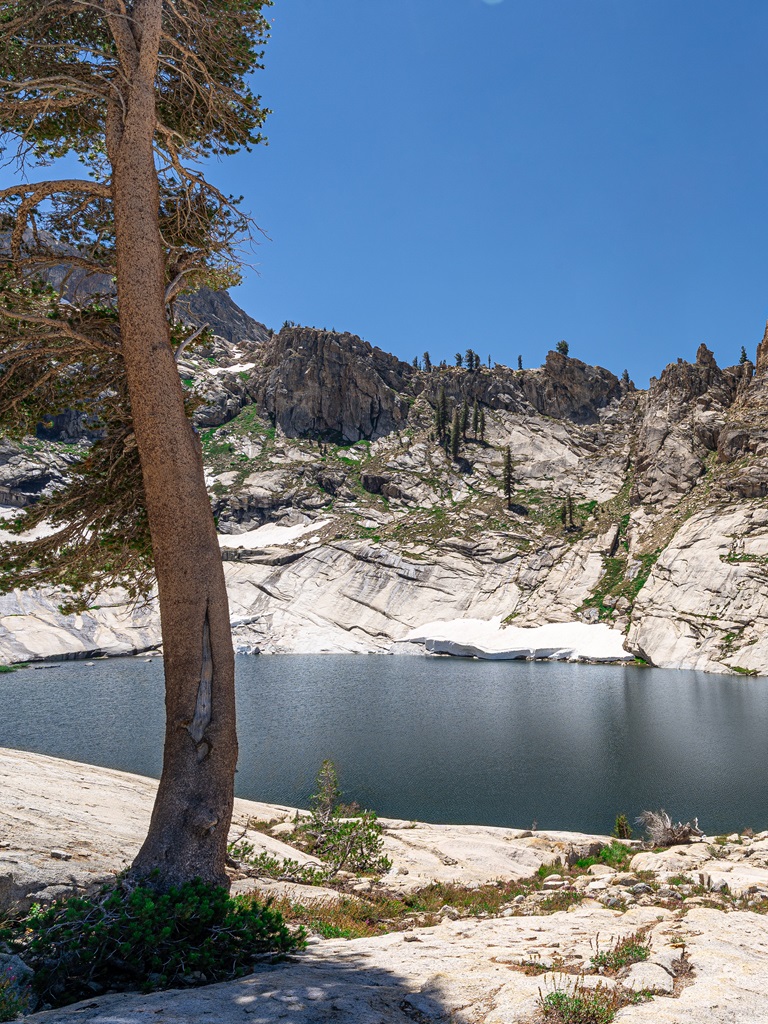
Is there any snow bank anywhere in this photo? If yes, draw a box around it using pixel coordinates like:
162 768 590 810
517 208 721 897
218 519 329 550
402 617 632 663
207 361 256 376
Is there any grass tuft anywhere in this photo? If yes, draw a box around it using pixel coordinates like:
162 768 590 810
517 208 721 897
590 930 651 973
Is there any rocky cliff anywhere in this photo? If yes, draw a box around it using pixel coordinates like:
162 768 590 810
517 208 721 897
3 307 768 675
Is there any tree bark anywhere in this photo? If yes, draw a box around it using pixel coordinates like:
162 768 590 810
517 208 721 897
106 0 237 888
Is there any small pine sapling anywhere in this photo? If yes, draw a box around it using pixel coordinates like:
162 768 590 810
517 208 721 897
612 813 633 840
450 409 461 460
502 446 513 508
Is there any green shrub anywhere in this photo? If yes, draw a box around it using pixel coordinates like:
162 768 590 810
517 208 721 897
575 841 632 872
540 891 583 912
293 760 392 877
612 814 632 840
226 846 333 886
8 878 302 1008
230 761 391 882
590 930 650 972
540 979 621 1023
536 859 563 880
598 840 632 870
0 972 32 1022
296 811 391 876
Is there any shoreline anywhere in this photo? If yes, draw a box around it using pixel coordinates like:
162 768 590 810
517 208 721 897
0 611 706 671
2 747 767 885
3 749 768 1022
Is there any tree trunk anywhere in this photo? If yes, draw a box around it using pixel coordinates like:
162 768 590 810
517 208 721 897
106 0 237 888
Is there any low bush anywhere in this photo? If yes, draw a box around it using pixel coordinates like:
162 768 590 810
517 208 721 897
537 859 563 880
540 890 583 912
230 760 391 882
540 978 623 1023
597 841 633 870
269 893 423 940
295 810 391 877
539 975 653 1023
590 930 650 973
294 760 391 877
405 879 525 916
0 972 32 1022
6 877 303 1008
575 841 632 872
227 847 333 887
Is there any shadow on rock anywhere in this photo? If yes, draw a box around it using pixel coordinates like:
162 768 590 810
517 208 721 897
25 947 455 1024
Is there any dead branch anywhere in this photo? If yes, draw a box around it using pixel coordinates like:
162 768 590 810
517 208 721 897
636 810 704 847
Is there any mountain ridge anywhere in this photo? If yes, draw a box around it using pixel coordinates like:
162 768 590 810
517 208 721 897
3 291 768 675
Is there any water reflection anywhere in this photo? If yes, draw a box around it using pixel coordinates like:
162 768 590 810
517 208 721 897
1 655 766 834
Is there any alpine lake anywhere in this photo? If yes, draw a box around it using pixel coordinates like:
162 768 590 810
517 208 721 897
2 654 767 836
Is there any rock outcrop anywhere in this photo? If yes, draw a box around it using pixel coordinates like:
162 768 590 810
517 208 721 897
28 906 768 1024
627 504 768 673
248 327 415 441
176 286 271 346
0 438 80 506
631 345 748 506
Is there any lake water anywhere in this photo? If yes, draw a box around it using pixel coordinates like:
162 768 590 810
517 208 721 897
1 655 767 836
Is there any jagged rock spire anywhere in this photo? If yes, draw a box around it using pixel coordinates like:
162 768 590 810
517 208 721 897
696 343 717 368
756 321 768 376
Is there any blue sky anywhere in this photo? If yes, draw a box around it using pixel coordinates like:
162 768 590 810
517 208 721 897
8 0 768 384
217 0 768 384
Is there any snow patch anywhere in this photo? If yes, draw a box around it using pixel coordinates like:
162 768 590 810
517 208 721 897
402 617 631 663
218 519 330 550
207 361 255 376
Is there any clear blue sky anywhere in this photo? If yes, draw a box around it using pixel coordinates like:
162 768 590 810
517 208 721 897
9 0 768 385
219 0 768 384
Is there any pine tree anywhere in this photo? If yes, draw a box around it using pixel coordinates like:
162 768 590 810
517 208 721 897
0 0 271 890
556 340 569 356
435 386 448 442
460 399 469 438
455 353 463 367
423 351 432 371
561 493 575 531
450 408 461 460
740 346 748 365
502 446 513 508
412 357 419 369
479 408 486 441
517 355 523 370
472 399 479 437
621 369 630 385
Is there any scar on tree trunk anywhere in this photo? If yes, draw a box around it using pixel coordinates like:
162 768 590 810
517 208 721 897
189 609 213 763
